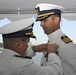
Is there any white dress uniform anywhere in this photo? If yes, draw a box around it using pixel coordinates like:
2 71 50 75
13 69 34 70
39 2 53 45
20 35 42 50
0 17 63 75
41 29 76 75
0 48 63 75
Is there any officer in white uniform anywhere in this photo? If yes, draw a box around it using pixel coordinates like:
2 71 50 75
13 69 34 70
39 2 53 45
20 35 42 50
0 18 63 75
35 3 76 75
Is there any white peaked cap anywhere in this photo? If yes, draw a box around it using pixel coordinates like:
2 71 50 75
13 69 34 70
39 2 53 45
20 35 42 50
36 3 65 12
0 18 36 38
35 3 65 21
0 18 33 34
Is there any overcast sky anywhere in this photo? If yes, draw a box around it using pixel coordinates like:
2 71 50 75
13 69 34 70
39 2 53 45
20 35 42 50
0 17 76 44
0 17 76 64
31 17 76 44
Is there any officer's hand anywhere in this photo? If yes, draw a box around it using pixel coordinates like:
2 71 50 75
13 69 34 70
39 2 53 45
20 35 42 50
47 43 59 54
33 44 47 52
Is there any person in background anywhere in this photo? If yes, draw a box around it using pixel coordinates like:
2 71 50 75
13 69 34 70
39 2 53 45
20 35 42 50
0 18 63 75
35 3 76 75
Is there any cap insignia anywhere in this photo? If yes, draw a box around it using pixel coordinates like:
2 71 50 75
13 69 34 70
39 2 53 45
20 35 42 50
35 7 40 15
25 32 33 35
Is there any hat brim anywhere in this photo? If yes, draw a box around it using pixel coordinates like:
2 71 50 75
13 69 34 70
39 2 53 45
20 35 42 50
2 29 36 38
36 12 55 21
36 15 50 21
29 34 36 38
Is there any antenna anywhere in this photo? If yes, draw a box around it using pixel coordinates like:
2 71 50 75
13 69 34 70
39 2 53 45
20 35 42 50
17 8 21 19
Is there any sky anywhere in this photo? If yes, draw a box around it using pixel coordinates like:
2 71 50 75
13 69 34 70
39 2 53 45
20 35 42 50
60 18 76 44
0 17 76 64
31 17 76 44
0 17 76 44
0 18 12 43
31 17 76 64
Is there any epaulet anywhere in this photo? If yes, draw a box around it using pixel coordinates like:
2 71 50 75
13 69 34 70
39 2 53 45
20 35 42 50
61 35 72 44
14 55 32 59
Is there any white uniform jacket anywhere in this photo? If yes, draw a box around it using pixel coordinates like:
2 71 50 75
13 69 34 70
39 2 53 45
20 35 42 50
41 29 76 75
0 48 63 75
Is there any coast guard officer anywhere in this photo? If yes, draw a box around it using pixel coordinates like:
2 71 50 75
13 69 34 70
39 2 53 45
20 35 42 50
0 18 63 75
35 3 76 75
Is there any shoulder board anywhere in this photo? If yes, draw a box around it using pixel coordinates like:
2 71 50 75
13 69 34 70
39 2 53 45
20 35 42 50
14 55 32 59
61 35 72 44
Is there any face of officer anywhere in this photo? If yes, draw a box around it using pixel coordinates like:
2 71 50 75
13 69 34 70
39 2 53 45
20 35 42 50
3 37 30 56
40 15 60 35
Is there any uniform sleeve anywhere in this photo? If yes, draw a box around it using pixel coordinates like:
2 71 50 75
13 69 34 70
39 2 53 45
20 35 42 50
25 45 36 57
47 53 63 75
21 53 63 75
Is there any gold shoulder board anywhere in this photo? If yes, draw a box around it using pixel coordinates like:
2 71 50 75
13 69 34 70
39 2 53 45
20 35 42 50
61 35 72 44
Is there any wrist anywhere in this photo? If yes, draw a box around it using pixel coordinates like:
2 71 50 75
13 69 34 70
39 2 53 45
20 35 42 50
32 46 36 52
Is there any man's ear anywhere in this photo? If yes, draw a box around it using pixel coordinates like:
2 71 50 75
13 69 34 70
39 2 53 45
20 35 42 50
54 17 60 24
15 39 22 49
54 17 60 30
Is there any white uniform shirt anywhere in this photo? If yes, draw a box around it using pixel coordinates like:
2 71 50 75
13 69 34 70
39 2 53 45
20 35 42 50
41 29 76 75
0 48 63 75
